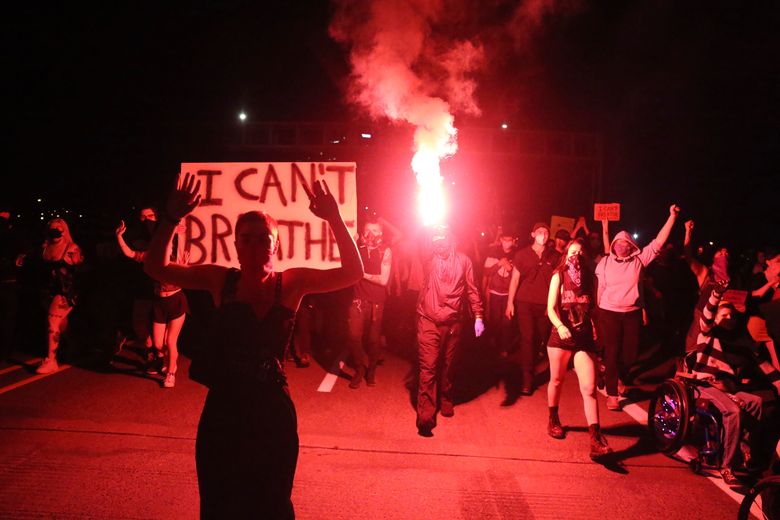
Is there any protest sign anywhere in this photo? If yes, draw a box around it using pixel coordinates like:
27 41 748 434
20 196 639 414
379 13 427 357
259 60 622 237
180 162 357 269
550 215 575 238
594 203 621 221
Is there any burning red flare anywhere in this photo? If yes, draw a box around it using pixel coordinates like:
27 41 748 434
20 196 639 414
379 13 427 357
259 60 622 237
411 110 457 226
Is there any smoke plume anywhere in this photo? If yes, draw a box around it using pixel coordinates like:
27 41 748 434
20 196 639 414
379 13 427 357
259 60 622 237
330 0 486 224
329 0 581 224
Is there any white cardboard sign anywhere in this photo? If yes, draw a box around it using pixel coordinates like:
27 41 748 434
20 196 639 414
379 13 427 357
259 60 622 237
180 162 357 269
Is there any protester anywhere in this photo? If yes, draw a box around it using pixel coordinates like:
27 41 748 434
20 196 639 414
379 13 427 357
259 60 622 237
683 220 728 290
482 225 517 358
143 173 362 519
595 204 679 410
347 216 392 388
128 207 158 352
685 280 780 485
553 228 570 255
545 240 612 459
415 225 484 437
116 218 190 387
682 219 733 360
505 222 560 398
23 218 85 374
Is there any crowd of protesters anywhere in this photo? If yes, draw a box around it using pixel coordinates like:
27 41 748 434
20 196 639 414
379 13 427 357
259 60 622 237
1 199 779 491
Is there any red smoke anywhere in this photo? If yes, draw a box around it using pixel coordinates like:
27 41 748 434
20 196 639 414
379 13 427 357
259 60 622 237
329 0 484 225
329 0 581 224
